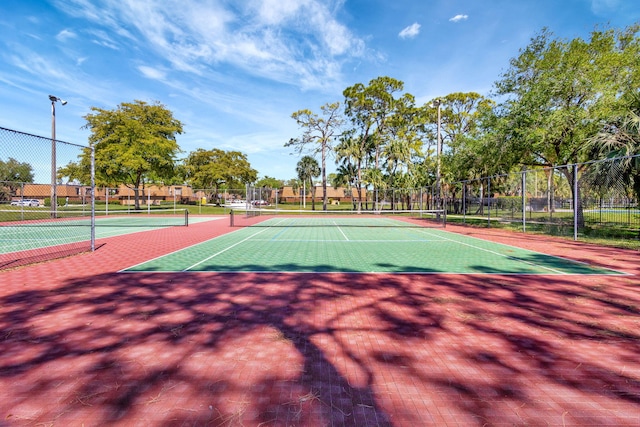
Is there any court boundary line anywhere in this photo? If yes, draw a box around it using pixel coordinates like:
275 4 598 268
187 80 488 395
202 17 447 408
120 217 294 273
413 228 631 276
183 226 273 271
118 220 632 276
413 228 567 274
118 226 251 272
1 225 178 255
118 269 629 276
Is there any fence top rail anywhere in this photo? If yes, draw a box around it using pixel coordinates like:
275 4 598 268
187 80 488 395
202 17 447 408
0 126 85 149
443 154 640 188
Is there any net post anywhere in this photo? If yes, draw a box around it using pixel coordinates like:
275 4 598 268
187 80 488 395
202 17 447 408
522 170 526 233
442 197 447 228
573 163 578 241
230 209 234 227
185 209 189 226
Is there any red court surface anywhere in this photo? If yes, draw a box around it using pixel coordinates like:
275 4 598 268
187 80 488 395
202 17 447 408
1 217 639 426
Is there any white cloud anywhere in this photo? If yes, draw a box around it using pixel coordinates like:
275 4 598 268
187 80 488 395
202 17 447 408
138 65 166 81
253 0 306 25
87 29 120 50
449 14 469 23
56 29 77 41
590 0 620 16
399 23 421 39
53 0 366 90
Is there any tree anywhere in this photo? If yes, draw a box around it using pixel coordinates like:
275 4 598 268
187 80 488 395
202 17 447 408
491 25 640 221
81 100 183 209
287 102 343 210
334 132 373 211
0 158 34 201
418 93 497 212
254 176 283 204
343 76 413 209
57 158 90 185
182 148 257 204
295 156 320 210
255 176 283 189
382 97 422 208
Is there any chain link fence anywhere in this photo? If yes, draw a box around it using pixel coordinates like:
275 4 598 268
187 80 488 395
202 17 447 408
190 185 439 212
3 122 637 268
441 155 640 240
1 126 90 268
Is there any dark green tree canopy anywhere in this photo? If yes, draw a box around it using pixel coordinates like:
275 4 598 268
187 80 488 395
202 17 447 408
255 176 284 189
0 157 34 184
84 100 183 186
492 25 640 169
0 157 34 201
182 148 257 202
59 100 184 209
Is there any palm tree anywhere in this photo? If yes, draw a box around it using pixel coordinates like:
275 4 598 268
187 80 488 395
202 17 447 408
335 133 376 211
296 156 320 210
587 95 640 214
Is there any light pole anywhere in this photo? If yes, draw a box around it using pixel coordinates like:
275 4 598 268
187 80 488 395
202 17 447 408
49 95 67 218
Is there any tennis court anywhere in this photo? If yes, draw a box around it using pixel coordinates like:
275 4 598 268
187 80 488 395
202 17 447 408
1 211 639 426
122 211 623 275
0 209 222 255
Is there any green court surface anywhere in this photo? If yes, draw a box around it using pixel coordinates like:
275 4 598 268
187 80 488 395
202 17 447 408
122 216 623 275
0 215 223 254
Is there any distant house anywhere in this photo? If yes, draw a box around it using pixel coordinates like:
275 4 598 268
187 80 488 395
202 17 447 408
14 183 82 205
16 183 195 205
14 183 370 206
275 185 366 205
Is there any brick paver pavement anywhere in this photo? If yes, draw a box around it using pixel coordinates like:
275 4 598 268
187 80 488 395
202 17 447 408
1 218 639 426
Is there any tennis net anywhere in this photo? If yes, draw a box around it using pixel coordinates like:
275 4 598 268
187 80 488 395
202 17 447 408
229 208 446 228
0 208 189 227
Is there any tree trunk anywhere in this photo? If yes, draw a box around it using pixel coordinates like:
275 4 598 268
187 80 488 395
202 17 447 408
322 143 327 211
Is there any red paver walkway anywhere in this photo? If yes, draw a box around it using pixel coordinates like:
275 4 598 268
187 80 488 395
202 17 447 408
1 218 639 426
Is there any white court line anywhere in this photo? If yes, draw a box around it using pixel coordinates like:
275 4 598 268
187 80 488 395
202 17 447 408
247 238 444 243
182 217 291 271
121 217 290 272
182 227 272 271
333 221 349 241
414 228 568 274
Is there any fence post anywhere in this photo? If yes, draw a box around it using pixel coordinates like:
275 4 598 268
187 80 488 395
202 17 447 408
487 177 491 227
90 144 96 251
462 181 466 224
573 163 578 241
522 170 526 233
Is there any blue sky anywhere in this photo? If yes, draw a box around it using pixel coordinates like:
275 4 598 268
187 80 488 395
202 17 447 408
1 0 638 182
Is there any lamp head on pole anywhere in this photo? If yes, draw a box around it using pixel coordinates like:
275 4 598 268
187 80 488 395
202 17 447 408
49 95 67 105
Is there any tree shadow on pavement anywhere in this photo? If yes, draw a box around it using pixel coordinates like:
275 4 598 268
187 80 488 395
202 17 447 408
1 264 640 426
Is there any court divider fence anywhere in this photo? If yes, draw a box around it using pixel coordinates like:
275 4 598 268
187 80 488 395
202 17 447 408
3 123 638 269
195 155 639 242
1 127 92 269
439 155 640 241
1 127 188 269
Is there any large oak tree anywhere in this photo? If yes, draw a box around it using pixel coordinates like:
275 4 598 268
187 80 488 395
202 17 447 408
182 148 257 204
491 25 640 220
83 100 183 209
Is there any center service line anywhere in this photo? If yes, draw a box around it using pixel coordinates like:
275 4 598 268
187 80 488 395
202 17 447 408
183 226 273 271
